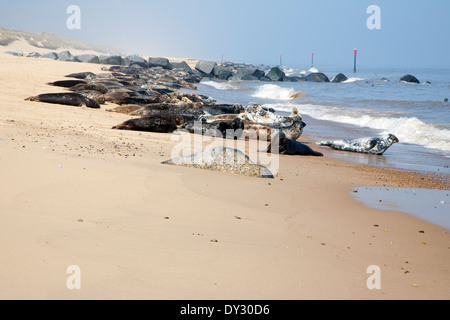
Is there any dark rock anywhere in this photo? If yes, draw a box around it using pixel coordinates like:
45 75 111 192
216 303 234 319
252 69 266 80
148 57 173 70
195 60 217 76
400 74 420 84
27 52 41 58
172 61 193 72
41 52 59 60
306 72 330 82
100 55 125 66
77 54 100 64
124 55 148 68
241 75 259 81
331 73 348 83
265 67 286 81
58 50 73 61
5 50 23 57
213 65 233 80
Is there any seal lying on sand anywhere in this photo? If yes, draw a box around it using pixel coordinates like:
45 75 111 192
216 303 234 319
25 93 100 109
316 134 399 155
183 118 245 139
267 132 323 156
112 116 178 133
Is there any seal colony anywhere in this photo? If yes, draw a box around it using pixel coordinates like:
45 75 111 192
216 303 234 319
23 56 399 178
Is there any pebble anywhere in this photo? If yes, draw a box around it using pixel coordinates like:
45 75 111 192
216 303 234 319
211 239 218 243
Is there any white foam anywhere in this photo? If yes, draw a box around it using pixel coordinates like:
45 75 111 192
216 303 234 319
342 77 366 83
202 80 241 90
308 67 320 73
252 84 303 101
268 103 450 153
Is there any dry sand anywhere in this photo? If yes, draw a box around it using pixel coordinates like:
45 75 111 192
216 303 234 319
0 50 449 300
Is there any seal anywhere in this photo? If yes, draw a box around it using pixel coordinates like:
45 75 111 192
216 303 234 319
69 83 109 94
47 80 87 88
25 93 100 109
267 132 323 156
183 118 244 139
112 116 178 133
316 134 399 155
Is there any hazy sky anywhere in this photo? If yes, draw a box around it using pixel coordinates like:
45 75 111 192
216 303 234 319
1 0 449 70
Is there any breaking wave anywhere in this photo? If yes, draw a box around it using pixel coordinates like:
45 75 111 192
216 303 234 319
202 80 241 90
270 103 450 153
252 84 303 101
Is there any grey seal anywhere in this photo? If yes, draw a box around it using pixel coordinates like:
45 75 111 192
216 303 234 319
267 132 323 156
316 134 399 155
25 93 100 109
112 116 177 133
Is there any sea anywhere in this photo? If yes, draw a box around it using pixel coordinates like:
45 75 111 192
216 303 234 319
192 66 450 176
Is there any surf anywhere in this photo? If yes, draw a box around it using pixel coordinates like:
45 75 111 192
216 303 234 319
268 103 450 153
252 84 303 101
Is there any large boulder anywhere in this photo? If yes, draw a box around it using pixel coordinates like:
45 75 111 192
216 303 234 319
124 55 148 68
41 52 59 60
77 54 100 64
213 65 233 80
331 73 348 83
148 57 173 70
172 61 193 72
5 50 23 57
27 52 41 58
58 50 73 61
195 60 217 76
100 55 125 66
306 72 330 82
400 74 420 84
265 67 286 81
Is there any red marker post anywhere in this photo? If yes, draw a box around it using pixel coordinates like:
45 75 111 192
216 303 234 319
311 53 314 68
354 49 357 73
280 54 283 67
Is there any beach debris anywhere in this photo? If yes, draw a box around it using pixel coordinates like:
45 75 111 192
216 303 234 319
419 230 425 233
77 219 84 223
162 145 274 179
210 239 219 243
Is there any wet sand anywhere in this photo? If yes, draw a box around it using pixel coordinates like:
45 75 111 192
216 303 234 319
0 50 449 300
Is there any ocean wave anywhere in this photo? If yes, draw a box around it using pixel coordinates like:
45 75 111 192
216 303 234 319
269 103 450 153
342 77 366 83
202 80 241 90
252 84 303 101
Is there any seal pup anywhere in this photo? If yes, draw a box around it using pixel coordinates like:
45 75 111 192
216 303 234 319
25 93 100 109
267 132 323 156
112 116 177 133
316 134 399 155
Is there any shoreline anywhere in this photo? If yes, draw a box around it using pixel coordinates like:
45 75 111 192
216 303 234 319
0 52 449 300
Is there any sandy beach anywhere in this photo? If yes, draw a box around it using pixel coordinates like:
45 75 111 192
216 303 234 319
0 49 449 300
